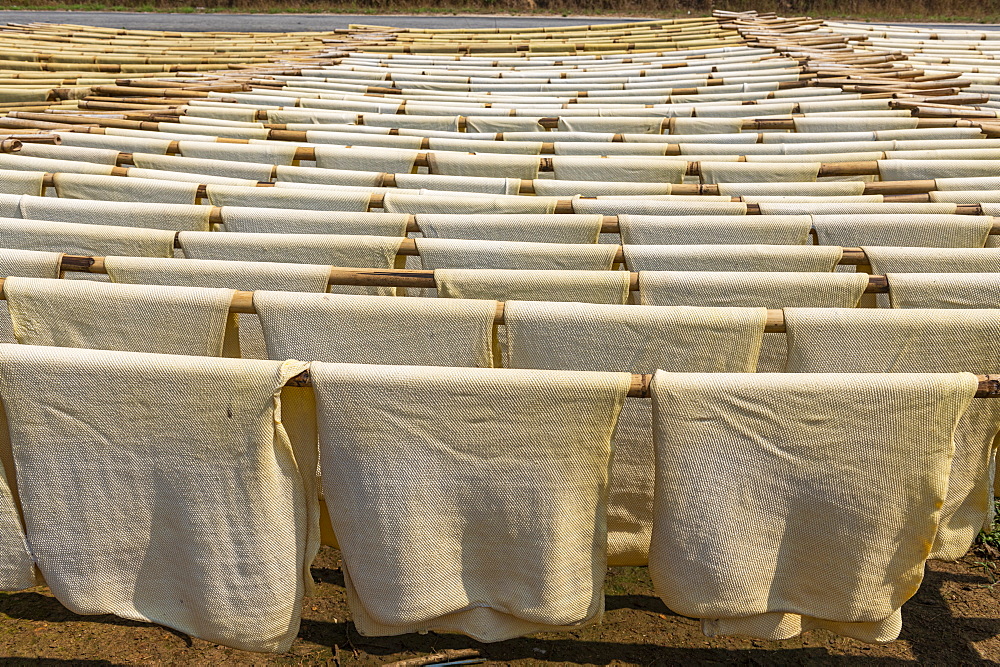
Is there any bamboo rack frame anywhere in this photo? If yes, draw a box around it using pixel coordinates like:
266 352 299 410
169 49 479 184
24 171 1000 216
44 236 931 271
4 149 992 197
0 274 995 398
14 110 1000 139
18 252 911 296
284 370 1000 397
0 272 884 326
14 189 999 228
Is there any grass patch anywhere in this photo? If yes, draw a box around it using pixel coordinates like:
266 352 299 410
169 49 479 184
975 498 1000 562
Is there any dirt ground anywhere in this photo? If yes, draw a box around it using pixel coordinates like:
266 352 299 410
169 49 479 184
0 546 995 666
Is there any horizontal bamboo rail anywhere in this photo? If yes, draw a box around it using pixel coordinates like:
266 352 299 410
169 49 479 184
51 251 878 288
3 150 986 197
0 270 998 398
13 110 1000 139
28 173 1000 219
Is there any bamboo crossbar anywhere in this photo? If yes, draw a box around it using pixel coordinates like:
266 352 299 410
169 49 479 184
4 153 987 197
0 134 58 145
0 272 997 400
20 163 1000 214
9 152 909 182
0 269 893 310
16 111 995 137
46 252 887 289
24 174 1000 220
226 291 851 327
287 369 1000 397
23 174 1000 220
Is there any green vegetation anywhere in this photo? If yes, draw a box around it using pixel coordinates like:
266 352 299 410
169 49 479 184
978 499 1000 556
2 0 1000 22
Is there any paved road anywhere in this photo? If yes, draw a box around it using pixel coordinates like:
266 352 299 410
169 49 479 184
0 11 995 33
0 11 652 32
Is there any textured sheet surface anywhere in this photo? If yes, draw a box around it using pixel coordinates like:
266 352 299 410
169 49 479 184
551 157 686 183
206 185 371 213
504 302 765 565
700 162 820 184
383 193 558 215
812 215 992 248
126 167 255 187
0 195 18 219
572 200 748 216
434 269 631 303
886 273 1000 309
465 117 543 133
56 131 172 155
428 152 540 179
672 118 744 134
0 392 34 591
4 277 235 356
219 207 408 237
638 271 868 370
0 154 114 177
620 214 811 245
793 117 918 132
784 308 1000 560
179 230 402 297
865 247 1000 273
104 256 331 359
255 291 496 367
179 141 298 166
427 138 542 155
878 160 1000 181
0 219 175 258
312 362 629 641
394 173 518 196
416 238 618 270
649 370 975 642
20 196 212 232
758 203 955 216
624 245 842 272
0 344 310 652
638 271 869 307
275 165 381 188
416 214 602 244
560 117 663 134
180 232 403 276
132 153 274 182
531 180 672 197
717 181 866 196
0 171 43 197
314 146 419 175
0 249 61 279
0 247 64 346
53 173 199 205
929 190 1000 204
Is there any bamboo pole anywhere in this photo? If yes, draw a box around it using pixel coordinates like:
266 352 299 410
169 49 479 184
0 133 59 144
205 367 1000 398
28 173 1000 222
2 270 1000 400
50 252 878 289
12 111 992 139
33 155 1000 212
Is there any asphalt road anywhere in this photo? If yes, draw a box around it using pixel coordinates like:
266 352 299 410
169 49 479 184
0 11 996 33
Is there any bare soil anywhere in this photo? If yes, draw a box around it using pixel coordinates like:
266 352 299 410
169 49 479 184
0 547 996 666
